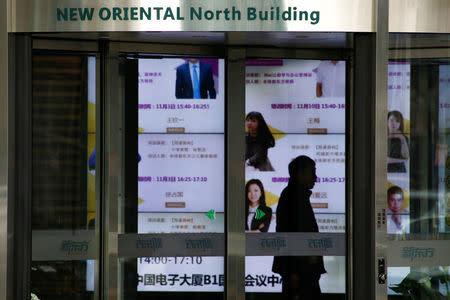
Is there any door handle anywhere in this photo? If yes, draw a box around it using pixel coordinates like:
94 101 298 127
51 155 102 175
378 258 386 284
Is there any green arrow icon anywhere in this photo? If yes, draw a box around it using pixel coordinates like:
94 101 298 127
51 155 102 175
255 209 266 220
205 209 216 220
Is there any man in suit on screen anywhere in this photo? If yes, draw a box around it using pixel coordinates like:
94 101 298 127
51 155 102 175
175 59 216 99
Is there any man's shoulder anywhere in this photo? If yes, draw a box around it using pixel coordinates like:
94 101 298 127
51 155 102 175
176 63 189 71
279 186 289 195
317 61 331 71
200 62 212 70
278 186 291 202
280 185 310 202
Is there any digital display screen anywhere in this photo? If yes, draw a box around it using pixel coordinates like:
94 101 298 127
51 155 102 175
138 257 224 292
138 134 224 213
246 59 345 134
438 65 450 233
86 56 96 292
138 58 224 133
244 59 346 294
387 62 411 234
137 58 225 292
246 134 345 217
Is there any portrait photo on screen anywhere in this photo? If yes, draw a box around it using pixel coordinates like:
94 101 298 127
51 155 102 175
314 60 346 98
387 185 410 234
387 62 410 176
139 58 225 133
387 110 409 173
245 179 273 232
245 112 276 172
175 58 217 99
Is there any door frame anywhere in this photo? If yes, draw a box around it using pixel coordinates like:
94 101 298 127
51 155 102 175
9 33 368 300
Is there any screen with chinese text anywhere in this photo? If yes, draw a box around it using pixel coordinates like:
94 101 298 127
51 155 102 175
137 58 225 292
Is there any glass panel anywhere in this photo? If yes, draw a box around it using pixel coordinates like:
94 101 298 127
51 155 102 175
385 34 450 299
119 57 225 299
244 59 346 299
31 55 98 300
387 61 410 234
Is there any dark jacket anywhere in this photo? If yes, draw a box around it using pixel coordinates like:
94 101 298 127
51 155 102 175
245 205 272 232
272 183 326 277
245 134 275 171
175 62 216 99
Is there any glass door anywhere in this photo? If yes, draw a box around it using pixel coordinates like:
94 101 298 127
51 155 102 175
243 55 348 299
24 36 353 300
378 34 450 299
30 51 100 300
116 52 226 299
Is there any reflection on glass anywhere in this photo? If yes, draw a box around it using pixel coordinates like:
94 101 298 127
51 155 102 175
388 111 410 173
388 266 450 297
438 64 450 234
387 61 411 235
31 55 96 299
386 33 450 299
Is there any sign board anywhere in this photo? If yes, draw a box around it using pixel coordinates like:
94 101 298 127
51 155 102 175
10 0 373 32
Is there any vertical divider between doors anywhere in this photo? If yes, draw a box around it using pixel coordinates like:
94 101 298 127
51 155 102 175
101 40 122 300
8 34 32 300
346 44 354 300
353 33 377 300
95 52 102 300
374 0 389 299
0 2 9 298
226 47 246 300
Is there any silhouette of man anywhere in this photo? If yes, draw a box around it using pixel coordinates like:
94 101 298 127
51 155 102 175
175 59 216 99
272 155 326 299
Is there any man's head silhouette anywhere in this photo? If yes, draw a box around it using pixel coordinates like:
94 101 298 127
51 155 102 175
288 155 317 190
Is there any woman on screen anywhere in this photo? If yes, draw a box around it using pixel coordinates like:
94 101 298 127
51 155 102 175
245 111 275 171
388 111 409 173
245 179 272 232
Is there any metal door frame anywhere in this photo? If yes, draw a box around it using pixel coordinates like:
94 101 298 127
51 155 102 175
110 38 353 300
4 33 361 300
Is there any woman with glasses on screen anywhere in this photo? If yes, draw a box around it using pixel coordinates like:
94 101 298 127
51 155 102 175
245 111 275 171
388 110 409 173
245 179 272 232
